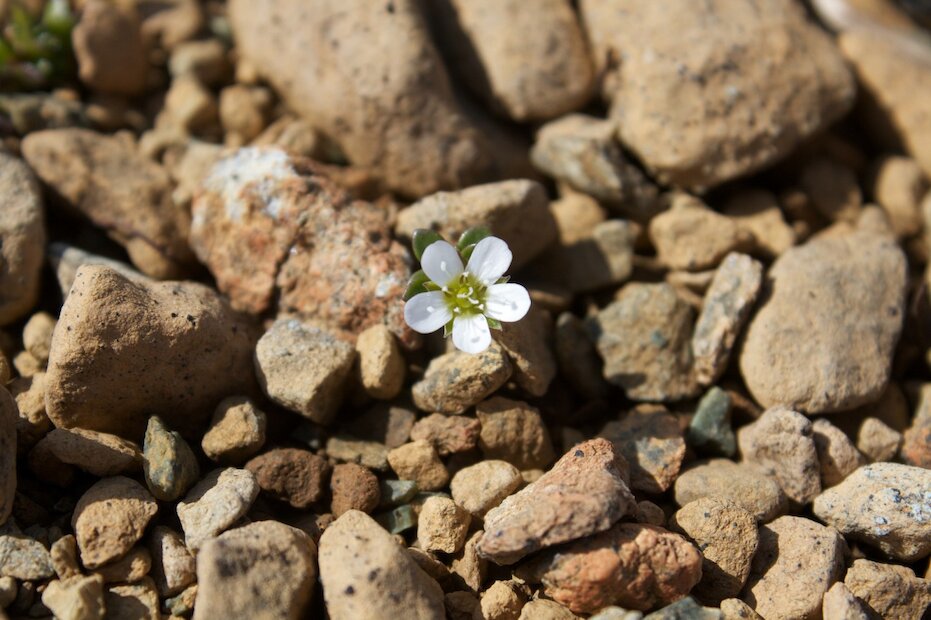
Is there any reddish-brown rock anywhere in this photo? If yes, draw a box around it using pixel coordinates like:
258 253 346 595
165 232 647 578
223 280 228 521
329 463 380 516
245 448 331 509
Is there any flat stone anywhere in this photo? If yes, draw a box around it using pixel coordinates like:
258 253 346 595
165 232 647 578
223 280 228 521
72 477 158 569
674 459 787 522
844 558 931 620
143 416 200 502
0 151 45 325
412 343 512 414
246 448 331 509
177 468 259 550
201 396 267 464
450 460 523 518
599 405 685 494
22 312 55 364
37 428 141 477
476 397 555 470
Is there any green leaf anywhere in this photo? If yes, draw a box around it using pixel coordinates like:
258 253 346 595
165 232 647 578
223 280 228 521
412 229 443 261
42 0 75 38
487 317 502 331
457 227 491 252
402 270 429 301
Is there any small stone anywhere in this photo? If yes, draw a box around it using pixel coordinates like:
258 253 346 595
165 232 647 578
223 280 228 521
737 407 821 505
0 575 15 608
356 324 406 400
518 599 579 620
722 189 795 258
742 516 845 620
201 396 267 464
149 527 195 597
551 218 638 295
166 583 198 617
49 535 80 580
870 155 927 238
673 459 787 522
169 39 231 86
0 525 54 580
670 498 758 604
418 496 471 554
72 477 158 569
22 312 55 365
687 387 737 457
634 501 665 527
410 414 481 456
194 521 317 620
387 441 449 492
844 558 931 620
319 510 445 620
450 460 522 518
476 397 555 470
856 417 902 463
446 590 480 620
326 436 390 472
811 418 865 488
600 405 685 494
477 439 635 565
143 416 200 502
246 448 331 509
692 253 763 385
822 582 870 620
375 505 418 535
478 580 527 620
451 530 486 592
555 312 609 400
47 243 149 302
643 597 720 620
12 351 42 378
219 84 271 145
0 151 45 325
901 416 931 469
412 343 512 414
649 196 752 271
92 546 151 584
0 387 15 525
590 607 644 620
105 576 160 620
719 598 762 620
254 319 356 425
11 373 51 450
343 403 415 449
813 462 931 562
176 468 259 550
37 428 141 477
330 463 380 516
378 480 418 508
72 0 147 96
41 574 105 620
495 306 557 397
800 156 862 222
163 74 218 132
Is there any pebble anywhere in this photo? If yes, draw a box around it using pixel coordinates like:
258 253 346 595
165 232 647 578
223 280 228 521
387 441 449 492
719 598 762 620
521 523 701 613
379 479 418 508
555 313 609 401
356 324 406 400
148 527 195 597
418 496 471 554
649 196 752 271
548 219 638 294
246 448 331 509
412 343 512 414
201 396 267 464
800 156 862 223
166 583 197 617
737 407 822 505
901 416 931 469
451 530 486 592
722 189 795 258
821 582 870 620
741 516 845 620
410 414 481 456
36 427 141 478
41 574 105 620
72 0 147 95
330 463 380 516
12 351 42 378
477 439 635 565
643 597 720 620
0 524 54 580
143 416 200 502
450 460 522 518
674 459 787 522
687 387 737 457
343 403 416 450
11 373 51 450
811 418 865 487
163 74 218 132
478 580 527 620
0 151 45 325
812 462 931 562
219 84 271 145
856 416 902 463
326 436 390 472
669 498 758 603
495 306 558 397
194 521 317 620
319 510 445 620
21 312 55 365
105 576 160 620
92 546 151 584
519 599 579 620
72 477 157 569
599 405 685 494
254 319 356 425
870 155 926 238
49 535 80 580
739 232 907 413
375 505 418 535
446 590 480 620
476 397 555 470
844 558 931 620
0 388 15 525
176 468 259 550
169 38 231 86
692 253 763 385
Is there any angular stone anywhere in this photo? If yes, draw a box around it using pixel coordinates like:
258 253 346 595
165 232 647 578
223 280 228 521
37 428 141 477
410 414 480 457
201 396 267 464
177 468 259 550
0 151 45 325
822 582 870 620
412 343 512 414
387 441 449 492
42 574 106 620
356 324 406 400
143 416 200 502
245 448 331 509
811 418 865 487
649 196 753 271
418 496 471 554
687 387 737 457
450 460 523 518
600 405 685 494
476 397 555 470
674 459 787 522
0 524 54 580
844 558 931 620
72 477 158 569
148 526 195 597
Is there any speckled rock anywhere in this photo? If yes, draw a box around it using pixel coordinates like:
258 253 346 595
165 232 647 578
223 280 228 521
0 151 45 326
45 265 256 440
742 516 845 620
177 468 259 550
387 441 449 492
521 523 702 613
143 416 200 502
410 414 481 456
687 387 737 457
319 510 445 620
822 582 870 620
739 232 907 413
495 306 557 397
330 463 380 516
246 448 331 509
476 397 555 470
600 405 685 494
0 523 54 579
149 527 195 597
201 396 266 464
670 498 758 604
194 521 317 620
254 319 355 425
674 459 787 522
72 477 158 569
356 324 406 400
36 427 141 478
42 574 106 620
450 460 523 518
811 418 864 488
418 496 471 554
649 196 752 271
412 343 512 414
477 439 635 564
844 558 931 620
0 387 15 526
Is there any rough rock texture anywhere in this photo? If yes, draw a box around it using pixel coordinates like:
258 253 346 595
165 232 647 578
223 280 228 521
870 155 926 238
356 324 406 400
410 413 480 456
813 463 931 562
201 396 266 464
418 496 471 554
739 232 906 413
599 405 685 494
822 582 870 620
246 448 331 509
649 197 752 271
742 516 846 620
386 441 449 492
476 397 555 470
811 418 864 488
149 527 195 597
495 306 558 397
581 0 855 190
45 265 256 440
105 577 160 619
330 463 380 516
688 387 737 457
674 459 787 522
844 559 931 620
72 0 148 96
37 428 141 477
0 524 54 579
41 574 106 620
450 460 523 518
412 343 512 414
177 468 259 550
856 416 902 463
72 477 158 569
319 510 445 620
0 388 15 525
143 415 200 501
722 189 795 258
194 521 317 620
477 439 635 564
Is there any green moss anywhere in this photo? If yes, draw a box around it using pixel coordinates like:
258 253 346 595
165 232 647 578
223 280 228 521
0 0 75 91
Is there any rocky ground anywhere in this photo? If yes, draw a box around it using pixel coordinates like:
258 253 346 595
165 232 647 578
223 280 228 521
0 0 930 619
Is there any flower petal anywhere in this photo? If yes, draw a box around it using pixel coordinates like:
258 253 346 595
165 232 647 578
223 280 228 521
452 314 491 354
484 283 531 322
421 240 463 287
404 291 452 334
466 236 512 285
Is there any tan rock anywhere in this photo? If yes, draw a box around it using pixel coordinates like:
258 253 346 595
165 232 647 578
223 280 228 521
11 372 51 450
478 581 527 620
674 459 787 522
149 527 195 597
37 428 141 477
451 530 487 593
387 441 449 492
518 599 578 620
722 189 795 258
799 156 862 222
72 477 158 569
92 546 151 584
450 460 523 518
476 397 555 470
870 155 927 238
822 582 870 620
844 558 931 620
22 312 55 365
72 0 148 96
49 535 80 580
219 84 271 145
856 416 902 462
201 396 266 464
811 418 865 487
163 74 218 132
177 468 259 550
105 576 160 620
412 343 512 414
356 324 405 400
418 496 471 554
42 574 106 620
720 598 763 620
411 414 480 457
599 405 685 494
649 195 752 271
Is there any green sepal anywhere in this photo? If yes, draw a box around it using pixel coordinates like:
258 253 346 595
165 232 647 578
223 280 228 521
495 276 510 284
443 320 454 337
460 244 476 262
412 229 443 261
42 0 75 38
486 317 502 331
402 270 429 301
457 227 491 252
423 280 441 292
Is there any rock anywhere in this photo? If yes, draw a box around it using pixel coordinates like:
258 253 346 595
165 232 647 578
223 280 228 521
870 155 927 238
742 516 845 620
737 407 822 504
477 580 527 620
739 232 906 413
326 436 390 472
451 529 487 592
387 441 449 492
35 428 141 478
143 416 200 502
521 523 702 614
670 498 758 604
166 583 198 617
201 396 266 464
418 496 471 554
0 525 54 579
379 479 418 508
581 0 854 190
246 448 331 509
149 527 195 597
477 438 635 564
376 505 418 535
21 129 194 278
330 463 380 516
92 546 151 584
0 151 45 325
518 599 579 620
176 468 259 550
163 74 218 132
105 577 160 620
799 156 862 223
169 38 231 86
589 606 643 620
41 574 106 620
476 397 555 470
844 558 931 620
674 459 787 522
643 598 720 620
722 189 795 258
600 405 685 494
446 591 480 619
692 253 763 385
0 388 15 526
0 575 14 608
494 306 557 397
902 416 931 469
811 418 865 487
344 403 416 450
45 265 256 440
410 414 480 456
72 0 148 96
822 582 870 620
11 373 51 450
588 283 699 402
190 148 413 345
12 350 41 378
554 313 609 400
812 462 931 561
219 84 272 145
530 114 657 217
47 243 150 301
72 477 158 569
649 196 753 271
50 534 80 580
450 460 522 518
720 598 761 620
856 416 902 463
548 219 638 294
356 324 406 400
22 313 55 365
194 521 317 620
687 387 737 457
412 343 512 414
319 510 445 620
255 319 355 425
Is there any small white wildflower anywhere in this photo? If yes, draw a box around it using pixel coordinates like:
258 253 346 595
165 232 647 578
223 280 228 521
403 234 530 354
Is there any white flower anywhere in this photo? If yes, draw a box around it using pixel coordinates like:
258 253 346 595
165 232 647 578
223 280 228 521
404 236 531 354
